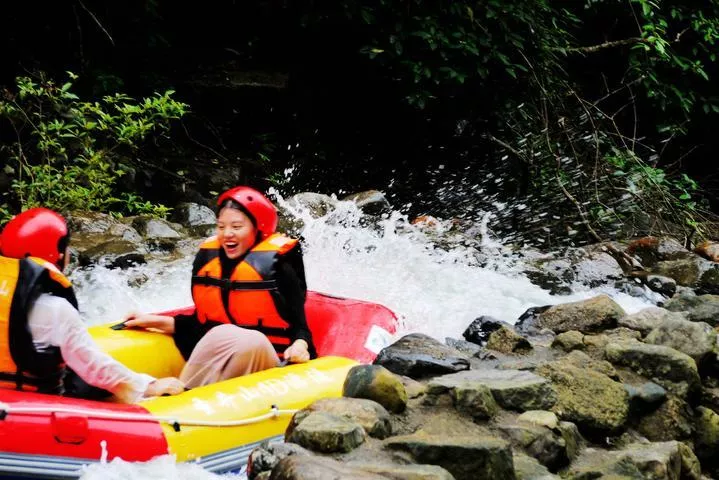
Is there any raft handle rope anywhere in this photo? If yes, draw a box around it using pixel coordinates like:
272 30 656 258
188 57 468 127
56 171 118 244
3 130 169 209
0 402 298 432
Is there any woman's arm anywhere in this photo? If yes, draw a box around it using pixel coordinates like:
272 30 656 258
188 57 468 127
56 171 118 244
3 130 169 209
28 295 184 402
124 309 210 361
275 249 317 362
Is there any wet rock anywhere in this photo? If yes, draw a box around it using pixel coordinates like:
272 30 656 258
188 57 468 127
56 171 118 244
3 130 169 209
644 317 717 364
286 398 391 439
653 257 713 287
617 307 687 336
614 277 648 298
486 326 533 355
524 257 574 295
513 453 559 480
342 190 391 215
695 406 719 476
701 387 719 414
127 272 149 288
571 250 624 288
400 376 427 399
498 422 570 471
109 253 147 270
537 295 626 334
563 350 618 379
269 456 386 480
626 236 691 267
445 337 482 357
77 240 148 267
384 433 515 480
518 411 559 430
348 463 455 480
535 361 629 434
695 241 719 262
247 442 312 480
424 380 499 421
636 396 693 442
556 421 583 464
67 211 137 238
663 293 719 326
132 216 184 239
698 266 719 294
645 275 677 297
286 412 366 453
343 365 408 413
551 331 584 353
286 192 338 218
171 202 216 227
582 327 642 353
462 316 510 346
515 306 552 335
428 369 556 412
605 341 700 398
374 334 470 379
566 441 697 480
624 382 667 413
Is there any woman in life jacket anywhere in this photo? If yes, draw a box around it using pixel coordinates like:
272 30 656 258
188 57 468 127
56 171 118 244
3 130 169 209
0 208 185 401
124 186 316 389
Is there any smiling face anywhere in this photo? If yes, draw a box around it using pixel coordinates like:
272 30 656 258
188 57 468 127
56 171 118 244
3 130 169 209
216 207 258 259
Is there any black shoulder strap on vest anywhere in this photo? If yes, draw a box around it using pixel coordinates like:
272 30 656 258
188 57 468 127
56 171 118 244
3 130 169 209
8 260 67 394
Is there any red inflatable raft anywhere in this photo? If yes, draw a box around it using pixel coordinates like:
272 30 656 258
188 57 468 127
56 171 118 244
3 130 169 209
0 291 398 478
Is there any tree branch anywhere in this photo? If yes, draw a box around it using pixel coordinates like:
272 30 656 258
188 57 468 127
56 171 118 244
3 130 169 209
559 37 645 54
77 0 114 46
486 134 530 164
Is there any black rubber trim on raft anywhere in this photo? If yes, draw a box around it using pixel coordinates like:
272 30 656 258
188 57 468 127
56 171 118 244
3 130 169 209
0 434 285 478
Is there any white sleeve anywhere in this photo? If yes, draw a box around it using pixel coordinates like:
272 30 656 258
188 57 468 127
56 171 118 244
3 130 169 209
27 294 155 403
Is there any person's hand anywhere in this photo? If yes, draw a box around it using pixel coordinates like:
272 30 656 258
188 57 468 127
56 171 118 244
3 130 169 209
283 340 310 364
123 313 175 334
144 377 186 397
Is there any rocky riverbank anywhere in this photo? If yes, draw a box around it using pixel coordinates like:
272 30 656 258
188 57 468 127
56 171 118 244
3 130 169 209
247 289 719 479
65 190 719 479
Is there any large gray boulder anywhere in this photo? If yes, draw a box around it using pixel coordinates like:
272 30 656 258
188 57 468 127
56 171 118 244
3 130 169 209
343 365 408 413
605 341 700 398
663 293 719 326
269 456 386 480
384 433 515 480
286 412 366 453
427 369 556 412
374 334 470 379
617 307 687 336
286 398 391 440
537 295 626 334
565 441 700 480
644 317 717 364
535 361 629 434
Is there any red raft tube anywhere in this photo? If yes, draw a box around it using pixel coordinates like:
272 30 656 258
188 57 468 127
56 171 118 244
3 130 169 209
0 292 398 479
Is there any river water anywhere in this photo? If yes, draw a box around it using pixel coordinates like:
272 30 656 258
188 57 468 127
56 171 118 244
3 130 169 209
72 191 655 479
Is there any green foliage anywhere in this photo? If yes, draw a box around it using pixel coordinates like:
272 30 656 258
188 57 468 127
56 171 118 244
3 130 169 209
337 0 577 109
605 0 719 130
0 73 186 221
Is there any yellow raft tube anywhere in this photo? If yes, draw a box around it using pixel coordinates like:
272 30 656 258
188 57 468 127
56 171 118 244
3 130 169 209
0 292 397 477
88 324 358 471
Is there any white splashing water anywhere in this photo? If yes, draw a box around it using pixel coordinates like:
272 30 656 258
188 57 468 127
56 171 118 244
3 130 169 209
73 192 654 336
80 455 242 480
71 191 655 478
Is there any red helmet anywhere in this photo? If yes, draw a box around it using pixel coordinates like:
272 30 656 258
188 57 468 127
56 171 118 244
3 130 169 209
217 186 278 237
1 208 69 265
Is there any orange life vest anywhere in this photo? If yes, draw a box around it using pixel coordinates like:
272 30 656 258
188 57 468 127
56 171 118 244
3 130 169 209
191 233 300 354
0 256 77 393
